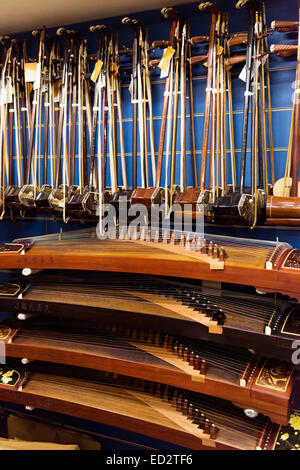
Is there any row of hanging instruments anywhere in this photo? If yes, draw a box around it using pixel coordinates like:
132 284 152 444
0 0 299 227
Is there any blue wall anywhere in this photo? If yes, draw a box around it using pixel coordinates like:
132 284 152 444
0 1 299 448
2 0 300 248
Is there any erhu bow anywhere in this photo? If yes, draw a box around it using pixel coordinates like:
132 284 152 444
48 28 81 221
174 2 220 216
34 33 57 213
4 39 26 220
18 27 47 215
66 36 98 221
0 37 13 219
213 0 269 227
131 8 181 209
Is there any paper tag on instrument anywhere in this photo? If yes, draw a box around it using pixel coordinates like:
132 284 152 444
112 63 118 76
24 62 38 83
160 63 170 78
33 63 41 90
159 49 170 78
129 75 133 96
0 86 6 105
217 45 224 55
4 78 13 104
158 46 175 72
99 74 106 89
239 65 247 82
0 78 13 104
91 59 103 83
27 83 33 96
53 79 62 101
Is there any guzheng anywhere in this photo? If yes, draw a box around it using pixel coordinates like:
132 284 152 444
0 361 292 451
0 315 297 425
2 227 300 302
0 273 299 362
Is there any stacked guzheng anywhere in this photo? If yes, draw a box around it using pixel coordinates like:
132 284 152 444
0 0 299 227
0 226 298 450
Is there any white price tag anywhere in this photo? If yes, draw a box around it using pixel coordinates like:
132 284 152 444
129 75 133 96
25 62 38 83
0 85 4 105
239 65 247 83
5 77 13 104
33 63 41 90
160 49 170 79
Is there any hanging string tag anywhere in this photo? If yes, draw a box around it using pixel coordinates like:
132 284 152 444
91 59 103 83
33 63 41 90
112 63 118 77
24 62 38 83
239 65 247 83
5 77 13 104
100 74 106 89
129 75 133 96
53 80 62 102
159 46 175 71
159 46 175 78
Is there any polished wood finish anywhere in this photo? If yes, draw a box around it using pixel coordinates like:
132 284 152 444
131 188 163 208
228 32 248 47
0 363 279 450
4 228 300 302
0 274 298 362
198 2 219 190
2 318 296 424
271 44 297 57
290 0 300 197
226 54 246 66
271 20 299 32
267 195 300 219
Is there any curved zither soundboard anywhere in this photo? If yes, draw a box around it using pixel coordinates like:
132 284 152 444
0 227 300 300
0 362 285 450
0 316 296 425
1 273 300 361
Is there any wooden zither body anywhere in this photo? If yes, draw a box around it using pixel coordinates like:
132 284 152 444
1 273 300 362
1 227 300 301
0 361 288 450
0 315 297 425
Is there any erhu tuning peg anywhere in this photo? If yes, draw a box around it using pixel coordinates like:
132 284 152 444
0 36 11 46
198 2 219 13
122 17 131 25
236 0 260 10
161 7 176 18
100 25 110 33
56 27 67 36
